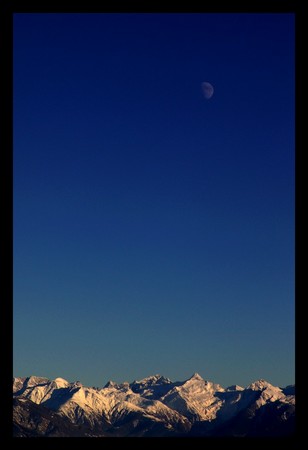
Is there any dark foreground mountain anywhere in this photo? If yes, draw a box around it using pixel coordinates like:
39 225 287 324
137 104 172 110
13 373 295 437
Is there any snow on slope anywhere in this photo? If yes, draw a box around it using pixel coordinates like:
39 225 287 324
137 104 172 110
247 379 286 407
13 375 190 430
160 373 224 421
13 373 295 434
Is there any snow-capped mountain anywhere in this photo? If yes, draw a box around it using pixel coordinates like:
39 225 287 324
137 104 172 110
13 373 295 437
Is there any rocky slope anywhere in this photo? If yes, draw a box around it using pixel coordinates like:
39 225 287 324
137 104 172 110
13 373 295 437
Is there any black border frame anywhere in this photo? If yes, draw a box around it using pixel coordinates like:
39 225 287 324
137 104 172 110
1 1 302 448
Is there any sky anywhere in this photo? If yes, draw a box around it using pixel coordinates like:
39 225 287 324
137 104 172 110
13 13 295 389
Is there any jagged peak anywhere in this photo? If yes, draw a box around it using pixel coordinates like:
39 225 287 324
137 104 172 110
188 373 204 381
53 377 69 387
104 380 117 388
26 376 50 386
247 379 277 391
70 380 83 389
133 374 171 385
226 384 244 392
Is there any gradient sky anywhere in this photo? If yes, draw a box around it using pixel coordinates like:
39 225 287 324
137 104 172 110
13 13 295 389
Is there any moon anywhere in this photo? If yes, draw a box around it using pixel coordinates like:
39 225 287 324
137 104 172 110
201 81 214 99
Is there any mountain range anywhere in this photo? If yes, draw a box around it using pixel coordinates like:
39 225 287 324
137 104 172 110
13 373 295 437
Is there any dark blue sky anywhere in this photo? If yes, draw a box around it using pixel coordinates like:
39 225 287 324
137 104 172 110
13 13 295 388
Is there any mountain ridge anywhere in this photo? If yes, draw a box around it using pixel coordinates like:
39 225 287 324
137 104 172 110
13 373 295 437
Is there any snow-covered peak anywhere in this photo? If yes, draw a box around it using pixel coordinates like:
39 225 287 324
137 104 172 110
74 383 83 391
103 381 130 392
13 373 295 436
132 374 172 387
53 377 69 388
182 374 224 394
247 380 285 408
188 373 204 382
160 374 225 421
26 376 50 387
226 385 244 392
248 379 276 391
13 377 27 393
104 380 117 388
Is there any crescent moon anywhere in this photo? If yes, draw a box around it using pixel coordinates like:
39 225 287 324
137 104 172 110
202 82 214 99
